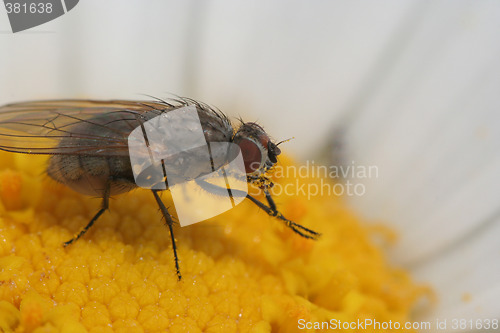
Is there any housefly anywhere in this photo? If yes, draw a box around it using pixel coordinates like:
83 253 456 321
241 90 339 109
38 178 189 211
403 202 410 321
0 97 320 280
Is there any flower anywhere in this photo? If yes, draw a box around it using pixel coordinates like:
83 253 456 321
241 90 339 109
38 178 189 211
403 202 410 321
0 152 431 332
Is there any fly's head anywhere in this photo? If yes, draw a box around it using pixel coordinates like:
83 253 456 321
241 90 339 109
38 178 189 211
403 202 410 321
232 122 281 188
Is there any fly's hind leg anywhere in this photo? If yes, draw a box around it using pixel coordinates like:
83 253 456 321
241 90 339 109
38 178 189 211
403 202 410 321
63 183 110 247
152 190 182 281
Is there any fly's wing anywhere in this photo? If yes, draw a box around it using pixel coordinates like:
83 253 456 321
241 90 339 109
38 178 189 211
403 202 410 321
0 99 167 156
0 99 233 157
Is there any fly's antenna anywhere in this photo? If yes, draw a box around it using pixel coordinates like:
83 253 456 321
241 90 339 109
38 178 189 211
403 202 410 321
276 137 295 146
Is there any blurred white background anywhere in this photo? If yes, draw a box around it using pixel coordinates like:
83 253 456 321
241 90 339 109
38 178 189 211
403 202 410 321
1 0 499 329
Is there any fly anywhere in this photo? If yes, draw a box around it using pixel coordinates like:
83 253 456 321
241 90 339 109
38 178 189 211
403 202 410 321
0 97 321 280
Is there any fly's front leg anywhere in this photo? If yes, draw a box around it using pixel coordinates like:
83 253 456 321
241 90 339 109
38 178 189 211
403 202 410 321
247 189 321 240
194 178 320 239
263 187 278 213
152 190 182 281
63 183 110 247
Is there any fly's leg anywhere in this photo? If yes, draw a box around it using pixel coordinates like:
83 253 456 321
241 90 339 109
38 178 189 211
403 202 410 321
263 188 278 212
246 190 321 240
63 184 110 247
194 178 320 240
152 190 182 281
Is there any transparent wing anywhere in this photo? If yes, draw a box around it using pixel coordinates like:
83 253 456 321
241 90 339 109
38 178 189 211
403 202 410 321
0 99 171 156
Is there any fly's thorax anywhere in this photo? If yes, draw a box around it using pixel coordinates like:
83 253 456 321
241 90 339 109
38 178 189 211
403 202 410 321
127 104 235 190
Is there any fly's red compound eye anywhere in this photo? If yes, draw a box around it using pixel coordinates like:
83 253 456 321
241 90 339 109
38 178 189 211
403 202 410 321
237 138 263 173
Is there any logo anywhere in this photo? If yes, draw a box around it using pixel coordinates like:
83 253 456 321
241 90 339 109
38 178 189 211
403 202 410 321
3 0 79 33
127 106 249 226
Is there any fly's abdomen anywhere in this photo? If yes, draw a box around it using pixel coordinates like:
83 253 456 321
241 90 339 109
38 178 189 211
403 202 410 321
47 154 136 196
45 111 143 196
